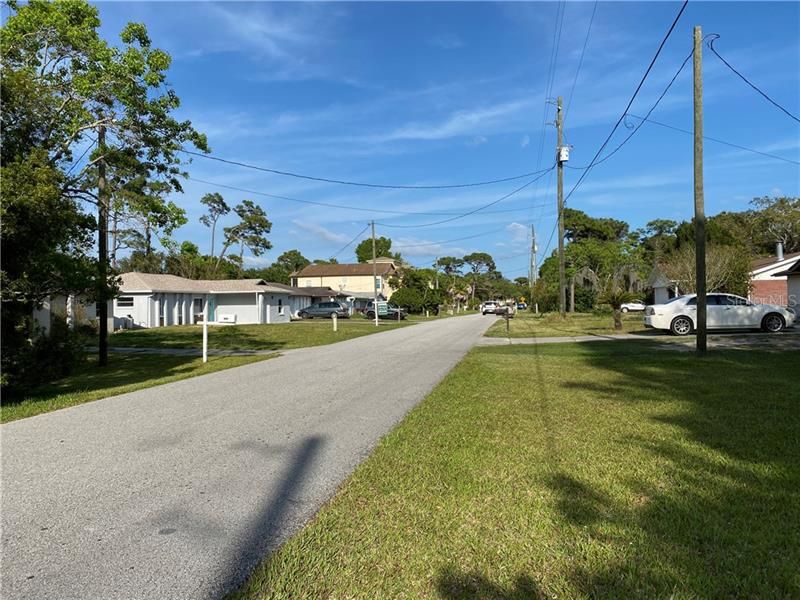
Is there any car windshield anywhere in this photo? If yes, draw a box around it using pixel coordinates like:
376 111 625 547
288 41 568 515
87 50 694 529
663 296 685 304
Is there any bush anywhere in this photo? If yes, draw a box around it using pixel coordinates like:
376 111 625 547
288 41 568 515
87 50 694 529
1 314 87 399
574 287 597 312
390 288 446 314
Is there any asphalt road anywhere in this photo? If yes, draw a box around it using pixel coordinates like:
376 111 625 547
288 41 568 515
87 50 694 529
1 314 493 600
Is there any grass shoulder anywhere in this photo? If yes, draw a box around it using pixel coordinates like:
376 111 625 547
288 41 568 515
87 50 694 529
233 341 800 598
484 310 646 338
109 319 413 351
1 353 273 423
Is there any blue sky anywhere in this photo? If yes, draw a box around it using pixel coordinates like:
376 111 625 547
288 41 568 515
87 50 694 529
96 1 800 277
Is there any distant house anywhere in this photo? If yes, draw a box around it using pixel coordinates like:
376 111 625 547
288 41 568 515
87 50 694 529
290 258 399 301
113 272 295 328
749 250 800 306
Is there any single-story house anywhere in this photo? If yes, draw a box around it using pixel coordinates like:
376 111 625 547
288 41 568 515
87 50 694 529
291 258 398 299
32 294 98 336
772 259 800 309
749 249 800 306
266 284 350 318
114 272 295 328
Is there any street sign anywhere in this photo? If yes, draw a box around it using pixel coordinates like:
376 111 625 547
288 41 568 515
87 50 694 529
376 301 389 316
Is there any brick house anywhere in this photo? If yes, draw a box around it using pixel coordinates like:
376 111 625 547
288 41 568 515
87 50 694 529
749 250 800 306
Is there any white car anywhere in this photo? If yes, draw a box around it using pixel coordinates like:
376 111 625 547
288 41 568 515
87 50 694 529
644 293 795 336
620 301 646 313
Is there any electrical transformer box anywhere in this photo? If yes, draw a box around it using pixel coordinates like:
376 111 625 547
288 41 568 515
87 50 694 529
558 146 570 162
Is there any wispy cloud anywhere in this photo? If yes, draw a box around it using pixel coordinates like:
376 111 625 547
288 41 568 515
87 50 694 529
506 222 528 243
430 33 464 50
520 135 530 148
291 220 351 243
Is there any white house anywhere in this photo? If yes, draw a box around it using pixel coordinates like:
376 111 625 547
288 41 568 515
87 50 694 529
772 260 800 309
749 248 800 306
114 272 295 328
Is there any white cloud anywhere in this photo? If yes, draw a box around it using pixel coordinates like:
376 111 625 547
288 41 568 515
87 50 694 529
291 220 350 243
520 135 530 148
468 135 488 146
506 222 528 243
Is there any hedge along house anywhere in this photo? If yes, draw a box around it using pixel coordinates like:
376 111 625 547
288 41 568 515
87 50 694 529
114 272 294 328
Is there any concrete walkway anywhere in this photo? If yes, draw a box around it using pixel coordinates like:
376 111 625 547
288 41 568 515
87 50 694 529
1 314 493 600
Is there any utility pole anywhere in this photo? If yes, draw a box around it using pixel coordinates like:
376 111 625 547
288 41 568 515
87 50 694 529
371 220 379 327
556 95 566 318
693 26 707 355
530 224 539 314
434 257 439 290
97 123 109 367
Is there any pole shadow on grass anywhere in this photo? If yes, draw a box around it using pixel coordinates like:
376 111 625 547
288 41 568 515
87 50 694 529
436 568 545 600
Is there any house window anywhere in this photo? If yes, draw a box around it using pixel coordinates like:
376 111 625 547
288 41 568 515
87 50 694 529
305 279 313 287
158 296 165 326
278 298 284 315
375 277 382 290
117 296 134 308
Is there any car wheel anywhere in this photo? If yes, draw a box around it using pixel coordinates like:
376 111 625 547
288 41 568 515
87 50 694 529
621 307 629 313
761 313 785 333
670 315 693 336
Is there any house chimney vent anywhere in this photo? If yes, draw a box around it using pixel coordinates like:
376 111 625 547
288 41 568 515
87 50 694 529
776 242 784 262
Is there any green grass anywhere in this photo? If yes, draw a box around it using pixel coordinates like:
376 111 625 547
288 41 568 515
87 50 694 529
1 353 272 423
234 342 800 599
109 319 412 351
485 310 647 338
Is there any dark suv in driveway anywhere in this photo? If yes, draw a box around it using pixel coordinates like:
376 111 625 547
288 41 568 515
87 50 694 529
365 301 407 320
297 301 350 319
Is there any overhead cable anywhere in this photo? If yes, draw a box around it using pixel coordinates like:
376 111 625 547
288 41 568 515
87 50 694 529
707 35 800 124
180 149 554 190
563 0 689 203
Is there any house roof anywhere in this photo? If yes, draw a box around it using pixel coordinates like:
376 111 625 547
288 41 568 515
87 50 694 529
268 283 346 298
118 272 290 295
293 262 396 278
773 260 800 277
751 251 800 273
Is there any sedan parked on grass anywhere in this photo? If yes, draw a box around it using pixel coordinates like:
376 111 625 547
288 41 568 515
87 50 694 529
644 293 795 335
297 302 350 319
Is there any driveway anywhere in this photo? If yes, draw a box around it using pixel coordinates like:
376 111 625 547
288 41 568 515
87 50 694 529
1 315 492 600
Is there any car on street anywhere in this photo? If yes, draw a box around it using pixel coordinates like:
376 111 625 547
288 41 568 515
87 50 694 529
365 301 407 320
644 293 795 335
620 301 646 313
297 301 350 319
482 301 499 315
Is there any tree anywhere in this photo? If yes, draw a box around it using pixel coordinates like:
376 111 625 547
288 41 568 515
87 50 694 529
199 192 230 257
1 0 207 374
750 196 800 254
662 244 751 297
355 236 399 263
564 208 628 242
245 249 309 284
216 200 272 277
462 252 496 302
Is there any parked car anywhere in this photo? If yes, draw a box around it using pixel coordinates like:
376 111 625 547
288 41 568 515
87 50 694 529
365 301 407 320
516 302 527 310
482 301 499 315
644 293 795 336
297 301 350 319
620 301 646 313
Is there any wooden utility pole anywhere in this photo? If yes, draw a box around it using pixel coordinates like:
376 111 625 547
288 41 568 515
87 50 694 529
97 123 109 367
371 220 379 327
556 96 566 318
693 25 707 355
530 224 539 314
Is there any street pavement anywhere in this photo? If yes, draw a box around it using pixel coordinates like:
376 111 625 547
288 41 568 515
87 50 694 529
1 314 493 600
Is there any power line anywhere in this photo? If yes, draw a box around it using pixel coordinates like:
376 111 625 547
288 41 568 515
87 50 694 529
376 165 555 229
565 0 599 120
393 227 508 249
625 114 800 166
707 35 800 124
331 223 370 260
566 44 695 170
180 149 552 190
563 0 689 204
188 175 555 217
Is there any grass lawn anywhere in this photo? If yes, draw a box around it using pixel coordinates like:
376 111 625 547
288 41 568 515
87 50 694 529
234 342 800 599
1 353 271 423
485 310 647 338
109 318 412 351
